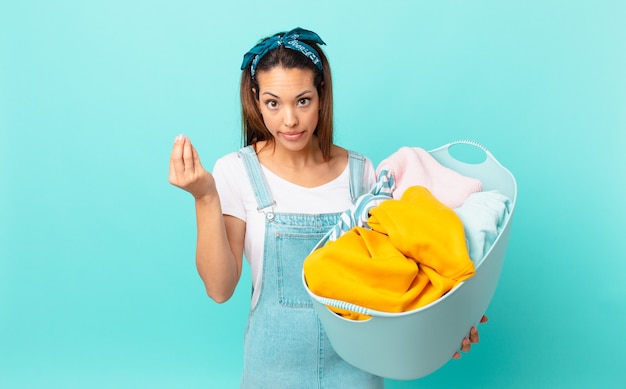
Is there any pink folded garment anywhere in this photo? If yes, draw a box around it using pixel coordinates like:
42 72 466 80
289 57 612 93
376 147 482 208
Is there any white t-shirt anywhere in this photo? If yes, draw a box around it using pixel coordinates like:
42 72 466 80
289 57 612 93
212 151 376 308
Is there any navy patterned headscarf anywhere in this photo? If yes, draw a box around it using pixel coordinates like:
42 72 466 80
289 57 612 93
241 27 326 78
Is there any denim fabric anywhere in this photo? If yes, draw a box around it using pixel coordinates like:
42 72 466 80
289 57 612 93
238 147 383 389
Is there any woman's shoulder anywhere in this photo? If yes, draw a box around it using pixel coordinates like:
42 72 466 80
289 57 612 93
213 149 247 175
214 150 238 164
331 144 375 183
332 145 373 166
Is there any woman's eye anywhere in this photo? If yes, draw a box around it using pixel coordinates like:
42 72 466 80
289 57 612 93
298 98 310 106
266 101 278 109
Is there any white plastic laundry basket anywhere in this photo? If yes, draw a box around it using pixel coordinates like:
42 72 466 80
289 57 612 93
303 140 517 380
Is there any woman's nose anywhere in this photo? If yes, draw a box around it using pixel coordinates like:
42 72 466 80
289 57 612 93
283 107 298 127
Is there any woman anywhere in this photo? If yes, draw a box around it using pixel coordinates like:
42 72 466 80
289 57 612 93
169 27 484 388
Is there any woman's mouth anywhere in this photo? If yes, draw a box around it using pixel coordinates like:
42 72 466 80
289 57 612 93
280 132 305 141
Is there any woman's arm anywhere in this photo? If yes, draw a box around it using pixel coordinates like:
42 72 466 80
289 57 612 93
169 135 244 303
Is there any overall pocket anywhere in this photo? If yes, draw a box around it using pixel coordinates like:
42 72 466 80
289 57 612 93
275 231 325 308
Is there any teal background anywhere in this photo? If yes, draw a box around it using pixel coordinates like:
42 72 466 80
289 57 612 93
2 1 625 388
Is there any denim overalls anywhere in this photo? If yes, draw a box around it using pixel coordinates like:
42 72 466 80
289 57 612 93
238 146 384 389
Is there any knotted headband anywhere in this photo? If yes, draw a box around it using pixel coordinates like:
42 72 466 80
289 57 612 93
240 27 326 78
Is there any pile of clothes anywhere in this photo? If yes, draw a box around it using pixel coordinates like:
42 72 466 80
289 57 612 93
303 147 511 320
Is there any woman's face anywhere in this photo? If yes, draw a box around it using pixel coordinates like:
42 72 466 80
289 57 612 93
255 67 320 153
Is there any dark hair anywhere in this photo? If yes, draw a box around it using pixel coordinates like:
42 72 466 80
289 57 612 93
240 36 334 160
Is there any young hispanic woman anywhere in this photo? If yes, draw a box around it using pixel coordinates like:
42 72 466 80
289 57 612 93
168 27 487 388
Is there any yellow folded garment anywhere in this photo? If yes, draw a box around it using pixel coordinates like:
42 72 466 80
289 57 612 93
303 186 475 320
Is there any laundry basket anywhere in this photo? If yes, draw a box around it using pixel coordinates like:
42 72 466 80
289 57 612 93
302 140 517 380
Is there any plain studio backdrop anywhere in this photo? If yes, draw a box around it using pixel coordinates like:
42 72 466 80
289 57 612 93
1 1 625 388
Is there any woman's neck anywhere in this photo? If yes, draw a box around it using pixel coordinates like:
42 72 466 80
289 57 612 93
254 140 347 188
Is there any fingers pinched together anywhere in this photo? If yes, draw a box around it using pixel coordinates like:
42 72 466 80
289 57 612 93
169 135 214 199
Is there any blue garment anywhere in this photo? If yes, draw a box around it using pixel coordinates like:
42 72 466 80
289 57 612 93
238 146 383 389
453 190 512 265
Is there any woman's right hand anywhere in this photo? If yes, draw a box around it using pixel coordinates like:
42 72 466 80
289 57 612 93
169 135 215 199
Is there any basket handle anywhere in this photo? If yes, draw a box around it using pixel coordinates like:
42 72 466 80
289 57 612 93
447 139 488 151
433 139 504 169
446 139 495 161
313 295 375 317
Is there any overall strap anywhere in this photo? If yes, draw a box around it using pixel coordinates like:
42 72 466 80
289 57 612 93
347 150 367 204
238 146 275 211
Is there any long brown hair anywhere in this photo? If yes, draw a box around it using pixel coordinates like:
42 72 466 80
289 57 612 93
240 37 334 160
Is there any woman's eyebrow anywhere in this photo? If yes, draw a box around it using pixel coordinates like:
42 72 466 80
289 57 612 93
261 90 314 99
261 91 280 99
295 90 314 99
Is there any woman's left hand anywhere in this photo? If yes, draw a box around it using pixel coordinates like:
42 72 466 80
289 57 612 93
452 315 488 359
